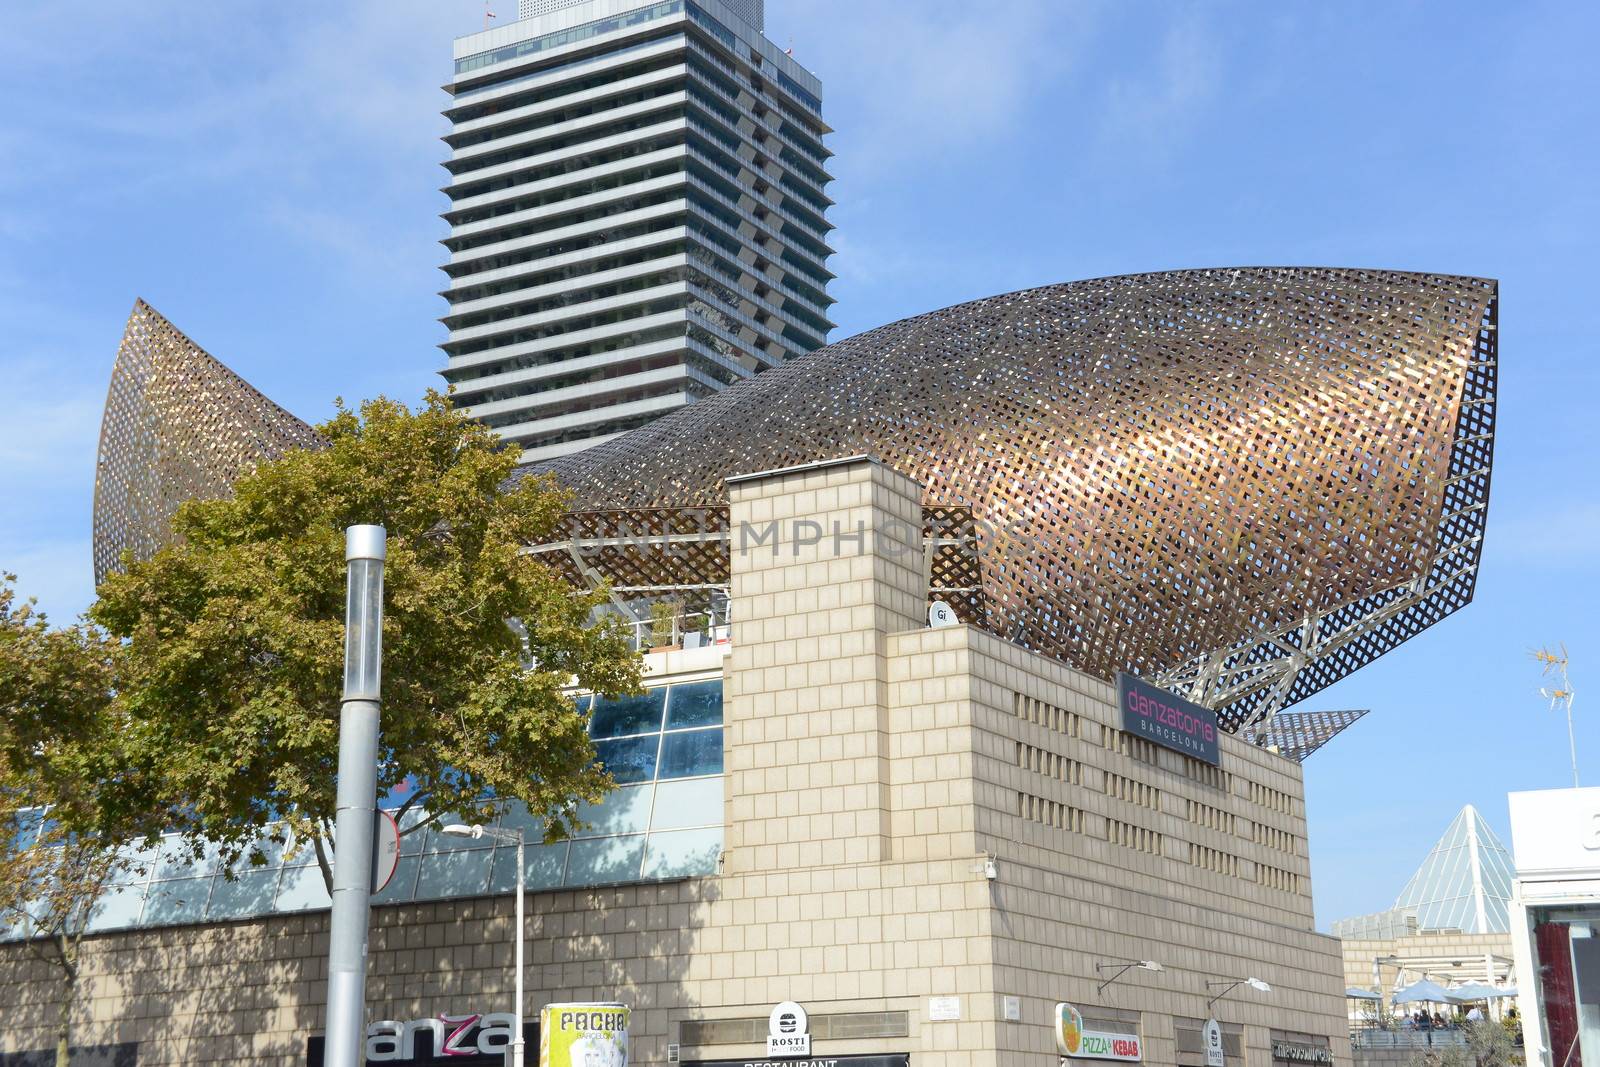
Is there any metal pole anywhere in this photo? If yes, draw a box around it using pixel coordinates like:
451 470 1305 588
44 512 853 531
514 831 526 1067
326 525 386 1067
1565 691 1579 788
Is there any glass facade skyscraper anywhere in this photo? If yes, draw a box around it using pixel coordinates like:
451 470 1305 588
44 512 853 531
439 0 835 462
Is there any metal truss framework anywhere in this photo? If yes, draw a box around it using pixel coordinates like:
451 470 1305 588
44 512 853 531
92 300 325 585
91 269 1499 738
524 503 985 625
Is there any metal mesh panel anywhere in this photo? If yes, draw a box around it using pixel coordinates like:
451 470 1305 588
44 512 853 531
90 269 1499 735
92 301 325 585
534 268 1500 729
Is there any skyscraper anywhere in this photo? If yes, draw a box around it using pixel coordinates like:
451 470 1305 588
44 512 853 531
439 0 835 462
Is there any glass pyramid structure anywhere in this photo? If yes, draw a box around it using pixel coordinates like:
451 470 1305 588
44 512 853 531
1391 804 1515 934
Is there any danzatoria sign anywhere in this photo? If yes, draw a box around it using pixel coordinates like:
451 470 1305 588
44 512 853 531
1118 672 1220 766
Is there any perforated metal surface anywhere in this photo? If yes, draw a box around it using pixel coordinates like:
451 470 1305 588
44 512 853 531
1243 709 1369 763
534 268 1499 728
92 301 325 585
89 269 1498 733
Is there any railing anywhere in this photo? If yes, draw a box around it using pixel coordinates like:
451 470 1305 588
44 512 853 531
1350 1029 1469 1050
620 605 731 652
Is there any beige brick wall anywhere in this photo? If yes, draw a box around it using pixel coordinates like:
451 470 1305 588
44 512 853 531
0 456 1349 1067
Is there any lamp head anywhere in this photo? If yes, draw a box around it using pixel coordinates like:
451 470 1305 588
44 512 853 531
1247 978 1271 993
1139 961 1163 973
442 823 484 839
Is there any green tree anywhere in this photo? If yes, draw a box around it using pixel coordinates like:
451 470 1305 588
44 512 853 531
0 575 133 1067
1407 1020 1521 1067
91 391 641 882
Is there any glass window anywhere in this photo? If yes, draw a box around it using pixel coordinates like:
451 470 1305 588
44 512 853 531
494 801 546 841
565 836 646 886
142 878 213 925
415 849 493 900
642 828 722 879
593 734 659 784
371 855 421 905
85 883 147 932
574 784 654 838
206 869 282 920
153 838 220 880
455 0 683 74
650 777 722 830
109 841 161 884
659 728 723 779
667 680 722 729
590 689 665 738
275 864 332 912
397 808 432 855
488 842 570 893
225 834 289 876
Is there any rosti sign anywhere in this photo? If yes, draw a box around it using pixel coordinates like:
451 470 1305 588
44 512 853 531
1117 673 1220 767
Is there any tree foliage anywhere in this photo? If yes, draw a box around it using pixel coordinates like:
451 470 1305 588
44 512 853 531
0 575 132 1067
90 391 641 867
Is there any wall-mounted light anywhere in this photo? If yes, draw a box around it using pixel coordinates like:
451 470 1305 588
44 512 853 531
1207 976 1271 1012
1096 958 1164 995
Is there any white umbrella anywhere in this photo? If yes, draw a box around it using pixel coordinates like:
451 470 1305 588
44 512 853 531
1450 982 1519 1000
1393 980 1465 1005
1450 983 1503 1000
1346 988 1383 1000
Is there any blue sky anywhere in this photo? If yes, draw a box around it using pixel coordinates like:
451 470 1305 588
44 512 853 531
1 0 1595 929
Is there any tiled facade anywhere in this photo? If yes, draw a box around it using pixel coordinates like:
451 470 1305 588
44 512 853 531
0 458 1347 1066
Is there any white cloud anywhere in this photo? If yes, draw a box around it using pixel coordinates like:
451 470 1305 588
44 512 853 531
772 0 1095 174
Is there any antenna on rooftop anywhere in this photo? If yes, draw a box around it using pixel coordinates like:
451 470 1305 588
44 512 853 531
1533 644 1579 788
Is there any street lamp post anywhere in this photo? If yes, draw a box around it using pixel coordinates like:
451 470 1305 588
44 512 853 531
326 525 387 1067
444 823 525 1067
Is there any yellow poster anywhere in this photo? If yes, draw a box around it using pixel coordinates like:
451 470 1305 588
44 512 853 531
539 1003 629 1067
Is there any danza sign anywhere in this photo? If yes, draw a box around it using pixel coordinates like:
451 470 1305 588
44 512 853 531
1117 673 1220 767
306 1013 533 1066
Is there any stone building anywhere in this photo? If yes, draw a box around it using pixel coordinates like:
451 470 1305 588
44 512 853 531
2 458 1347 1067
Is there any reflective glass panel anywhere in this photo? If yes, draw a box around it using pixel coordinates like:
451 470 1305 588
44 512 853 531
574 784 654 838
593 734 659 784
650 777 722 830
275 864 332 912
142 878 213 925
590 690 665 738
642 828 722 879
109 841 161 884
666 680 722 728
206 869 282 920
370 855 421 904
85 883 147 932
414 848 493 900
488 842 570 893
659 728 723 779
564 836 646 886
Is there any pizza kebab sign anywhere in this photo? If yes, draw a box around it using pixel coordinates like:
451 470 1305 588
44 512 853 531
1055 1004 1142 1062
